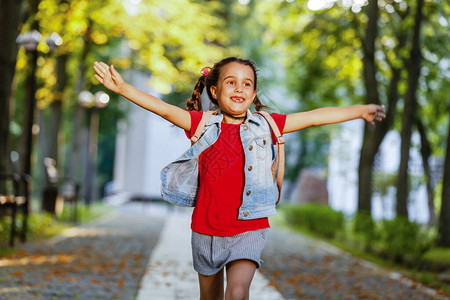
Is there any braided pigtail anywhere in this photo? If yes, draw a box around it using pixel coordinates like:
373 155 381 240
186 76 205 111
253 95 268 111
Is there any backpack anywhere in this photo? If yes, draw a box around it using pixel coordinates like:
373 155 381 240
190 111 285 205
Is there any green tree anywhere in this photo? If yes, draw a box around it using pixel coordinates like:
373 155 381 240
255 2 363 193
10 0 228 203
0 0 25 175
243 1 448 222
395 0 425 217
438 118 450 247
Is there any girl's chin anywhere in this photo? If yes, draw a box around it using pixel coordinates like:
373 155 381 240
227 108 247 115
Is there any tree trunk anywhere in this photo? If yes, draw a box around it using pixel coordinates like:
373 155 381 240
396 0 424 218
66 20 92 186
358 0 379 214
17 0 41 179
47 54 68 162
357 2 409 217
437 117 450 247
0 0 25 175
416 118 437 226
18 49 39 178
45 0 69 171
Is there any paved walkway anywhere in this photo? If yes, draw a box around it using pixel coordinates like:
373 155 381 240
1 201 448 299
0 202 166 300
136 210 284 299
261 222 450 300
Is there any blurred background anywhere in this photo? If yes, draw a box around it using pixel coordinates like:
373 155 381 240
0 0 449 275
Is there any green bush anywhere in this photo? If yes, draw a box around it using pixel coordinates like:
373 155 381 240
0 216 12 241
422 248 450 271
0 203 111 246
378 217 432 263
283 203 344 238
0 212 59 245
353 212 378 251
26 213 56 236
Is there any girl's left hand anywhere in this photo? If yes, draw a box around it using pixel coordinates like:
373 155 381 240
362 104 386 125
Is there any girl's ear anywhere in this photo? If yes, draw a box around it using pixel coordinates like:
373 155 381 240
210 86 217 99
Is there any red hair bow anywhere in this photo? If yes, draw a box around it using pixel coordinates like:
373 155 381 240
200 66 211 76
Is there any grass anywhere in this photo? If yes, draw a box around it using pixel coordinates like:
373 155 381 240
423 248 450 267
0 200 114 257
273 206 450 296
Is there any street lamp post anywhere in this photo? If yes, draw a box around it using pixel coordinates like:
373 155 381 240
78 91 110 205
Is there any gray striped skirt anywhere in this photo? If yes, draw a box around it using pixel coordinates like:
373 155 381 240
191 228 269 276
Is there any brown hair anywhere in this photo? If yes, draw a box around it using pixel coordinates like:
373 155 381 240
186 57 267 112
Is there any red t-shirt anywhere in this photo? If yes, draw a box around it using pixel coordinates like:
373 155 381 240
186 111 287 236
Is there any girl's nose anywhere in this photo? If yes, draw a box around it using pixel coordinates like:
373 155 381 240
235 84 243 92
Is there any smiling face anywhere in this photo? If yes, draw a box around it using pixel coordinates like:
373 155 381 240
210 62 257 123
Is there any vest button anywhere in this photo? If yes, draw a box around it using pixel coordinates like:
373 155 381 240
243 211 249 217
248 166 252 171
249 145 253 151
247 190 251 196
243 125 248 130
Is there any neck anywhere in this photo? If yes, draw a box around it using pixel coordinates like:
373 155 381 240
221 110 246 124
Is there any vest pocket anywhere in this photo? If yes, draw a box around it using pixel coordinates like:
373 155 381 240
255 137 270 160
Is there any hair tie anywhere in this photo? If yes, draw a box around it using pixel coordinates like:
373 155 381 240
200 66 211 76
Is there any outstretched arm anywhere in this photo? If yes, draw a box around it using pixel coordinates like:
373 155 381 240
283 104 385 133
93 62 191 131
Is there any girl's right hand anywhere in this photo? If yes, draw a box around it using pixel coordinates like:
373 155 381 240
93 61 124 94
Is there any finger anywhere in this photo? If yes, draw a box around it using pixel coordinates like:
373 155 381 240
94 74 104 83
110 65 119 77
99 63 113 80
94 62 109 77
96 62 111 77
99 62 110 72
93 64 105 77
94 61 106 72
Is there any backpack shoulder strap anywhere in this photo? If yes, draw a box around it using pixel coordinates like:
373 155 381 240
190 111 216 144
255 111 285 205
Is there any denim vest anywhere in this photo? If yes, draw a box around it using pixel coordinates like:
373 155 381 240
160 110 278 220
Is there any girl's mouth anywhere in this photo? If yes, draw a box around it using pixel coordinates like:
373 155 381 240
231 96 245 103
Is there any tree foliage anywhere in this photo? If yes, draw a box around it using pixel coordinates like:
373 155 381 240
2 0 449 239
6 0 229 197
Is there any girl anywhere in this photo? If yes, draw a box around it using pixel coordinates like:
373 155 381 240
93 57 385 300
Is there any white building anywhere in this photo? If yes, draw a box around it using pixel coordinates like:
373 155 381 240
111 71 190 203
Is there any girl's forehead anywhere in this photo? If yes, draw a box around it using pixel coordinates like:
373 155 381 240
219 62 255 80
